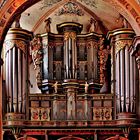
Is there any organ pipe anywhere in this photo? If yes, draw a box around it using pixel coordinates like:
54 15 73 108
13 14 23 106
125 46 130 112
4 28 32 119
116 52 121 113
120 49 125 112
108 28 136 120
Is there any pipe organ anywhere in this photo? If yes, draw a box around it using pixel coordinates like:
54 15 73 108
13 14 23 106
3 23 140 139
30 22 105 93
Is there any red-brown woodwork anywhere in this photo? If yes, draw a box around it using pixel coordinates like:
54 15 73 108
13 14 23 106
18 136 38 140
106 136 128 140
58 135 85 140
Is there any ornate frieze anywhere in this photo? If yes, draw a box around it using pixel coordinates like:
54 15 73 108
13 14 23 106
55 2 84 16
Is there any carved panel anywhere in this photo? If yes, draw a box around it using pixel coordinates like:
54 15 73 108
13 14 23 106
93 107 112 121
31 108 50 121
57 101 66 120
77 101 85 120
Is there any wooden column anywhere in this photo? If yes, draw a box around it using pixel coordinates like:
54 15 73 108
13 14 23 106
62 80 79 120
0 58 3 140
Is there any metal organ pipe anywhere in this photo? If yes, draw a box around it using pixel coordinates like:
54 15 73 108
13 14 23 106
4 28 32 121
125 46 130 112
5 51 9 112
12 47 18 113
22 53 26 113
9 49 13 112
108 28 136 121
130 54 134 112
18 49 22 113
120 49 125 112
116 51 121 113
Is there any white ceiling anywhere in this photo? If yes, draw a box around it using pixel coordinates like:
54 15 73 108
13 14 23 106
19 0 132 35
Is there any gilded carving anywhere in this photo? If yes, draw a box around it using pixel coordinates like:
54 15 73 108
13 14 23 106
31 108 50 121
55 2 84 16
115 39 132 54
93 107 112 121
87 41 98 49
64 32 76 41
30 36 43 83
99 38 110 84
4 40 27 54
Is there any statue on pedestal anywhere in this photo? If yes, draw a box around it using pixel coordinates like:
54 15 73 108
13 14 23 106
89 18 97 33
44 17 51 33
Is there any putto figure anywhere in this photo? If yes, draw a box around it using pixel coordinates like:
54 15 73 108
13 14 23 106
85 82 89 93
44 17 51 33
53 81 58 93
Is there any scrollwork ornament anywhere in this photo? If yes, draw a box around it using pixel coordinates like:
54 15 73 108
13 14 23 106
70 32 76 40
64 32 69 41
30 36 43 82
64 32 76 41
115 40 132 54
5 40 27 54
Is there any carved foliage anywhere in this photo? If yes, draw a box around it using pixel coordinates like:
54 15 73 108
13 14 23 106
64 32 76 41
115 40 132 54
55 2 84 16
98 38 110 84
93 107 112 121
30 36 43 83
31 108 50 121
4 40 27 54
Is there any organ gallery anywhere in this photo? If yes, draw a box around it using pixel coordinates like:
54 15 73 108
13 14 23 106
0 0 140 140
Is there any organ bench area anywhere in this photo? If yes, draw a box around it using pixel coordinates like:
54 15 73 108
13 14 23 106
2 22 140 140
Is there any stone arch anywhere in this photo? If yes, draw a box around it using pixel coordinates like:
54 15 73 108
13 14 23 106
0 0 140 52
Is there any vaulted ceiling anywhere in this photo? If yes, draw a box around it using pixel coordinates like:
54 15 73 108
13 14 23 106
17 0 132 35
